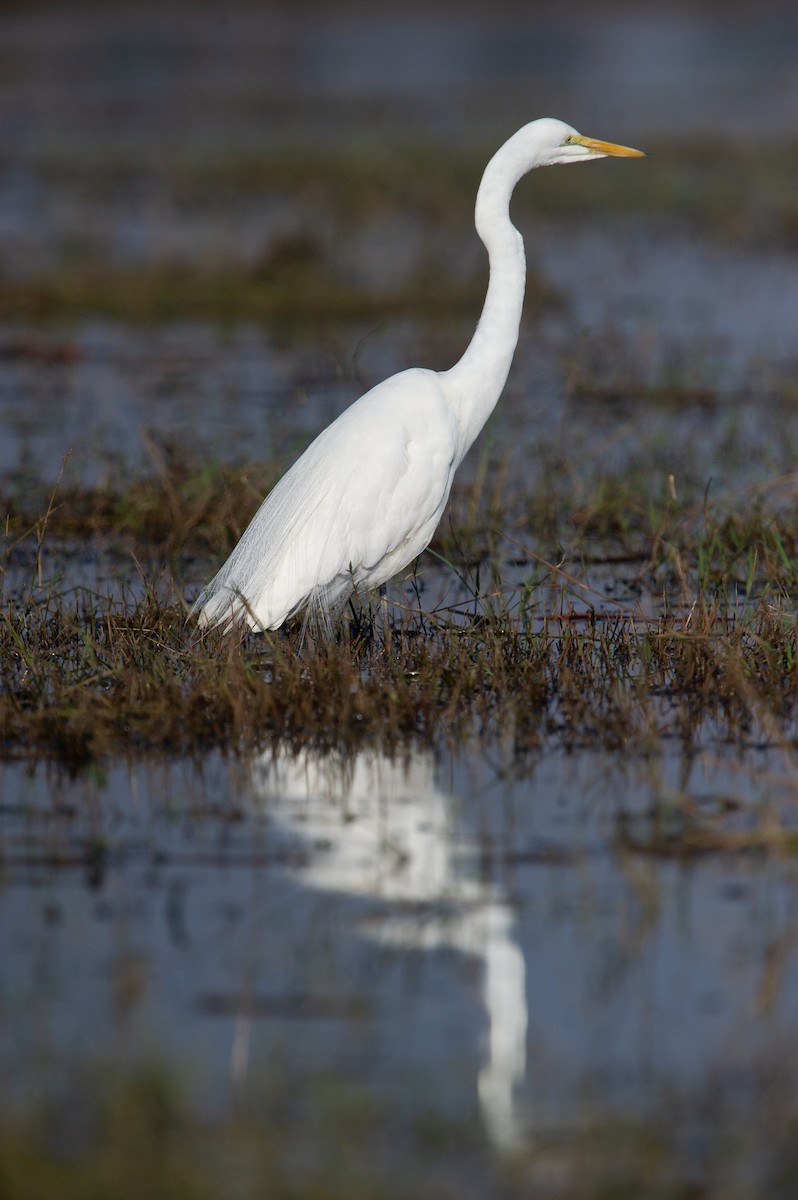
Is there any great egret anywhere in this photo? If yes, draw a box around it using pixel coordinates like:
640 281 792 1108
193 118 645 633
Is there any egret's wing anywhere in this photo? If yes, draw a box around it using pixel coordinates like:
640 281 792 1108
340 386 458 576
193 369 457 631
276 370 458 623
192 436 347 630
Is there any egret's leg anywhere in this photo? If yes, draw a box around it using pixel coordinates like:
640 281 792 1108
379 585 391 653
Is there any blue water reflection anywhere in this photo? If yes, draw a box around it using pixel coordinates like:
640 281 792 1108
1 743 797 1146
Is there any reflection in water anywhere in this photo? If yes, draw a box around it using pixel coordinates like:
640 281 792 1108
250 748 527 1149
2 744 798 1174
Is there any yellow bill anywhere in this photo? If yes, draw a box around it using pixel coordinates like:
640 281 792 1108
571 135 647 157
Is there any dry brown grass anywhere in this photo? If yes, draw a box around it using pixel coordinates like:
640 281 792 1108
3 447 798 774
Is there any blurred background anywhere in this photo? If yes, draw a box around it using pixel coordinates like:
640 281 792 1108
2 0 798 486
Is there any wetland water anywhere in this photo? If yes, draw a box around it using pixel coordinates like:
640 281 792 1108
3 2 798 1195
4 747 798 1147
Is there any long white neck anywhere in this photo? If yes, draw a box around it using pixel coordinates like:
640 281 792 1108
441 132 533 463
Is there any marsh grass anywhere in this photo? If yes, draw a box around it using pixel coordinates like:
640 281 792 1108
0 261 539 331
0 1057 796 1200
3 448 798 780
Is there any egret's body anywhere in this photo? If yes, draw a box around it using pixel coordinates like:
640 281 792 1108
193 119 644 632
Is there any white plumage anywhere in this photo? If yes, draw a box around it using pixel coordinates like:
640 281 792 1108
193 118 644 633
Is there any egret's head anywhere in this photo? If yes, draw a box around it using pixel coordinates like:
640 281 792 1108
475 117 646 232
521 118 647 168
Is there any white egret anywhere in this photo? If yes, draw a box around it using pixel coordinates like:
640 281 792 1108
193 118 645 633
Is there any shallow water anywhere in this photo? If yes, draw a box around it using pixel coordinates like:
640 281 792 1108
2 744 798 1152
3 211 798 490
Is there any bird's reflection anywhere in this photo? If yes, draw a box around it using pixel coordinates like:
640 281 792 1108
249 747 527 1149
